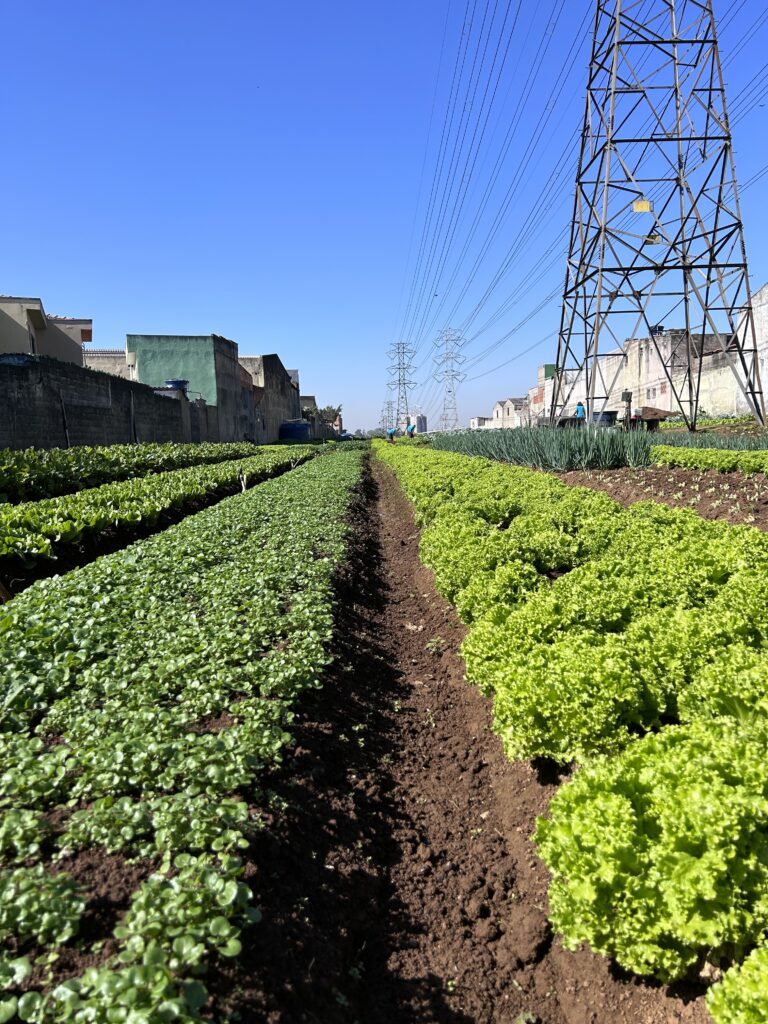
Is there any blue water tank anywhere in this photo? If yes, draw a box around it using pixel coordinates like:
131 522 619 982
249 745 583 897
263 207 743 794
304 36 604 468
279 420 311 442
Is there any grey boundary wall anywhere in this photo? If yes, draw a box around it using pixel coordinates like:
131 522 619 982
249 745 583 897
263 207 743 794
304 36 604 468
0 356 217 450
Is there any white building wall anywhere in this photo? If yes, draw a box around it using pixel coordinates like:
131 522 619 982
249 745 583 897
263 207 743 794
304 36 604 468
479 284 768 425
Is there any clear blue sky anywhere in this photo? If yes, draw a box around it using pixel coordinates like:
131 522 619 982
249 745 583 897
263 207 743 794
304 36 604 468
2 1 767 430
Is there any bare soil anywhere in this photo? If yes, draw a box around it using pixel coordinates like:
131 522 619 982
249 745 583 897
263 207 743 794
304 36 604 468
18 851 155 993
558 466 768 530
213 458 711 1023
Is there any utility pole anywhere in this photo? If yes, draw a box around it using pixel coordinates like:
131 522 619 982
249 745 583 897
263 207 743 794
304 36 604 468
388 342 416 428
434 328 466 432
551 0 764 429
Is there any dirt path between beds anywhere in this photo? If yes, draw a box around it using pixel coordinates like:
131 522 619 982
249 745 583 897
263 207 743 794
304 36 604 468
215 457 711 1024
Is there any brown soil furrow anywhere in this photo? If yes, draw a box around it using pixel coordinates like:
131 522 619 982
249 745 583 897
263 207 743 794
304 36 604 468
212 457 711 1023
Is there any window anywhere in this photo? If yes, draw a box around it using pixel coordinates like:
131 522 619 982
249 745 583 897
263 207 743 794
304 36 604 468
646 387 657 400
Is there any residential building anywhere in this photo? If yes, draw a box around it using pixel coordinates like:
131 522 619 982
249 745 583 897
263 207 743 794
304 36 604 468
0 295 90 366
127 334 243 442
240 354 302 442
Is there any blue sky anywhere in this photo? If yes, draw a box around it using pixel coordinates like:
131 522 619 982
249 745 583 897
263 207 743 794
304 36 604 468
2 1 767 430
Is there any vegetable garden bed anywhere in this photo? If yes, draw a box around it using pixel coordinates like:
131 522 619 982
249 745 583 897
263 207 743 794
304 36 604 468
0 448 365 1021
375 440 768 1023
0 446 316 596
0 442 270 504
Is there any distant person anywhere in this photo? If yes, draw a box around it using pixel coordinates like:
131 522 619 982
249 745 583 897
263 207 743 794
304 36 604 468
406 423 416 438
387 427 397 443
574 401 586 427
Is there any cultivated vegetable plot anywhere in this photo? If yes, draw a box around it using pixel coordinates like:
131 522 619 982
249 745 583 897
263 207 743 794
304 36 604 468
429 425 768 471
0 442 269 504
0 449 364 1021
431 425 653 468
652 443 768 474
375 441 768 1022
0 446 314 568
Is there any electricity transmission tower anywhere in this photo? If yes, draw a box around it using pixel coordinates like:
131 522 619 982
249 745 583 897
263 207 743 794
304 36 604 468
551 0 764 429
388 342 416 426
379 396 395 432
434 329 466 431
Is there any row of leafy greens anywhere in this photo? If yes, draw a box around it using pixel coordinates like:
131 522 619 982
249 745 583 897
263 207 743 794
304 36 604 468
374 441 768 1022
0 441 279 504
651 443 768 474
0 446 315 568
0 448 365 1022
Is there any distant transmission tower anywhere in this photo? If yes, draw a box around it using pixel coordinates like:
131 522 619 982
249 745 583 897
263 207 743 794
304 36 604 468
379 395 396 432
551 0 764 429
434 329 466 431
388 342 416 426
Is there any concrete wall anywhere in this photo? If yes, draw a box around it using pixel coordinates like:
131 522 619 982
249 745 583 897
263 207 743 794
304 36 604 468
241 354 301 443
212 337 242 442
298 394 336 441
83 348 132 380
0 356 211 450
127 335 218 404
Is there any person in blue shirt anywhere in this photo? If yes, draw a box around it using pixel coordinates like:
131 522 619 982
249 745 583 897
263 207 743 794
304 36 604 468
386 427 397 443
406 423 416 438
574 401 586 426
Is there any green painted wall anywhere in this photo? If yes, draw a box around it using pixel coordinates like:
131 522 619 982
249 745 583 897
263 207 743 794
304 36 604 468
126 335 218 405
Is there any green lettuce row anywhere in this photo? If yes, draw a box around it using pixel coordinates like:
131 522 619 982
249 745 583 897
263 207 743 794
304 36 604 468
535 720 768 983
651 444 768 474
708 946 768 1024
0 445 315 567
0 449 365 1021
377 443 768 994
0 441 274 505
376 442 768 763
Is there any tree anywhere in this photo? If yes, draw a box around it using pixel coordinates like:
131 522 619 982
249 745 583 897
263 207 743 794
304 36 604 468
318 404 342 424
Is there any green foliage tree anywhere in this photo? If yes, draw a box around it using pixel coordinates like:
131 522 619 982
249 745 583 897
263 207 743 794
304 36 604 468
318 404 342 424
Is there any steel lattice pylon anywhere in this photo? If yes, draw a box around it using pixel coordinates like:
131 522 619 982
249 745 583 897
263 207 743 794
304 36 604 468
388 342 417 427
434 329 467 431
551 0 764 429
380 396 396 432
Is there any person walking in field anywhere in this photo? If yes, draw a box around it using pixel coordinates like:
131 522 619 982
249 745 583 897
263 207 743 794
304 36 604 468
574 401 586 426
